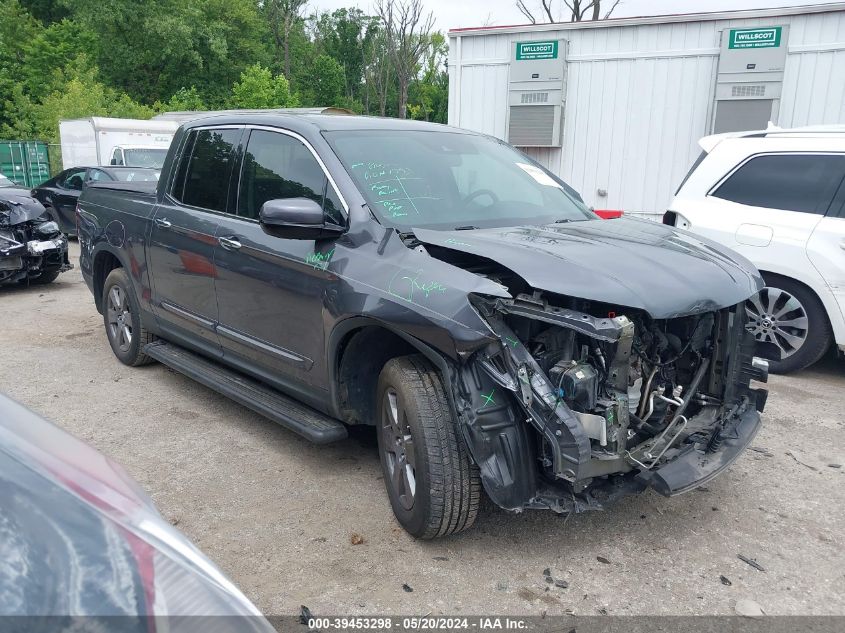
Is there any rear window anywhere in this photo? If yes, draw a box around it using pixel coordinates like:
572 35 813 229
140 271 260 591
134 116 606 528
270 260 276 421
712 153 845 214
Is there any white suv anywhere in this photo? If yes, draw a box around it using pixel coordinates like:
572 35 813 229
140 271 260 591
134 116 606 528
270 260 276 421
666 125 845 373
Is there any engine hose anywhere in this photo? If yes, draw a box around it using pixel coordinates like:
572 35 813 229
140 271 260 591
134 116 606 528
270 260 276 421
638 366 658 418
629 413 663 436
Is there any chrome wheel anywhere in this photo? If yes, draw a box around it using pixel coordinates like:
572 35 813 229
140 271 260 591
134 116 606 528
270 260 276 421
106 285 133 353
746 286 809 360
381 387 416 511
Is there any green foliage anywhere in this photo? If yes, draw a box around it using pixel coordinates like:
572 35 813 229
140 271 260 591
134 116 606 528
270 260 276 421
305 55 346 107
0 0 450 157
408 32 448 122
159 87 207 113
230 64 299 109
30 62 153 143
313 8 378 101
18 0 67 23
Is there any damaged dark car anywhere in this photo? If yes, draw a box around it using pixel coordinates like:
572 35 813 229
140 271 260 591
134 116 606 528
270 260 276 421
1 174 72 286
77 115 768 539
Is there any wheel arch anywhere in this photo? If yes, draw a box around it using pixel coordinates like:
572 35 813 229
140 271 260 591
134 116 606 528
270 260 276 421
328 317 461 426
91 246 129 314
756 268 837 332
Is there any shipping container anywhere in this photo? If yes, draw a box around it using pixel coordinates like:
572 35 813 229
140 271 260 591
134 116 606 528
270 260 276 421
0 140 51 188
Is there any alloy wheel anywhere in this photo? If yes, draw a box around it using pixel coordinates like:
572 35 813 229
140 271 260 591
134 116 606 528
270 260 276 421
745 286 809 360
106 285 133 353
381 387 416 511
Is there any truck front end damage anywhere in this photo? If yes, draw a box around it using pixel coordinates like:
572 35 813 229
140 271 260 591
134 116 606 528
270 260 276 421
0 197 72 286
455 292 768 513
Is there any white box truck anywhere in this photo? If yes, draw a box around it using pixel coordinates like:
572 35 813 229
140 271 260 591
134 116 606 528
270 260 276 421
59 117 179 170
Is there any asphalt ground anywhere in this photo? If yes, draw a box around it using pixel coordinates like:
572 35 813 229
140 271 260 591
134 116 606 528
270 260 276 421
1 241 843 617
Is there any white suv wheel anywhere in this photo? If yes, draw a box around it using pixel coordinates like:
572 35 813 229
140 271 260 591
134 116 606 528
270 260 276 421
745 286 809 360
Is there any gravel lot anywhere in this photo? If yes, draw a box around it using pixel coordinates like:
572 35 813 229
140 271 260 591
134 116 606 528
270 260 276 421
2 241 844 617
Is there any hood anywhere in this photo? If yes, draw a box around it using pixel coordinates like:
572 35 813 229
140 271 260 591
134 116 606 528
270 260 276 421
0 187 47 226
413 218 763 319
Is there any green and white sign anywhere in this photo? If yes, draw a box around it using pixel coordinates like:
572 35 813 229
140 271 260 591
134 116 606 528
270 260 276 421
729 27 782 49
516 40 558 60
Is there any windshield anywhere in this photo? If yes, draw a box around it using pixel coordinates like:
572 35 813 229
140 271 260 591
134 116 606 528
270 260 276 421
123 148 168 169
0 174 17 187
325 130 593 230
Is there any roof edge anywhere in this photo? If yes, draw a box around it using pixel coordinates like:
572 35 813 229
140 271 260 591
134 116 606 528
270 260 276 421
448 2 845 35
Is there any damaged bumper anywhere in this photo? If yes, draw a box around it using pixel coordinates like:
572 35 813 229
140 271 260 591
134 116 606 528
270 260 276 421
641 406 761 496
455 293 768 515
0 232 72 284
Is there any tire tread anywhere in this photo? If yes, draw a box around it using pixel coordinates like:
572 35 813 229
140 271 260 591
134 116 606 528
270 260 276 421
384 355 481 539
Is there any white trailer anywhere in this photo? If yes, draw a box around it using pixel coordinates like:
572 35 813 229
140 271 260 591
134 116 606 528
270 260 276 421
448 3 845 219
59 117 179 170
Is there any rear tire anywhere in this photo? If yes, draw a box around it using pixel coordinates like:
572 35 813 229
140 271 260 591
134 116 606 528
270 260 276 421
376 355 481 539
747 273 832 374
102 268 155 367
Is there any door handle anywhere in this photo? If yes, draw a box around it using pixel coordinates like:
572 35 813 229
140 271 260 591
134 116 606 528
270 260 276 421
154 218 172 229
218 236 242 250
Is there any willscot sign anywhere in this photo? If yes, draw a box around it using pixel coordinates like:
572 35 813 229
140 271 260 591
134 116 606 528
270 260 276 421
729 27 782 49
516 41 559 60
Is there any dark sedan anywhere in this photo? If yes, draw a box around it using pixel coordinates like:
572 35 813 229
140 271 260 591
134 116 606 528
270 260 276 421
32 166 159 235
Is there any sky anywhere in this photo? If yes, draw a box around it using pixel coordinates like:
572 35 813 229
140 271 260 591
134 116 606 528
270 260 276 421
307 0 843 30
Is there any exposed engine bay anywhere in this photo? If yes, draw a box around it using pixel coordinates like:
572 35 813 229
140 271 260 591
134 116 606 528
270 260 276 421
0 198 72 286
460 291 769 513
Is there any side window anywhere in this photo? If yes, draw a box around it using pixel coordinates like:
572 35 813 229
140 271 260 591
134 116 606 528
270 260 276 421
88 169 111 182
171 131 197 201
712 154 845 214
111 148 124 166
62 169 86 191
237 129 341 223
174 128 240 212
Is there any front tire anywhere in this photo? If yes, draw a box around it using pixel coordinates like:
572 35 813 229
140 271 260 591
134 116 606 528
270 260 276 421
102 268 155 366
746 274 832 373
376 355 481 539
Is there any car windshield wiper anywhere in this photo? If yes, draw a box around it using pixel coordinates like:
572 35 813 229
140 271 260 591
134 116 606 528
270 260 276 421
553 218 577 224
453 225 480 230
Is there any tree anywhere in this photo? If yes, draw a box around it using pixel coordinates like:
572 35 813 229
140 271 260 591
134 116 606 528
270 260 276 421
516 0 622 22
375 0 434 119
363 27 392 116
309 54 345 106
159 87 207 112
17 0 67 24
312 8 378 103
64 0 267 106
261 0 307 79
229 63 298 109
407 31 447 123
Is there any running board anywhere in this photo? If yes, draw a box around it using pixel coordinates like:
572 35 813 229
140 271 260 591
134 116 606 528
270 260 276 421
143 341 348 444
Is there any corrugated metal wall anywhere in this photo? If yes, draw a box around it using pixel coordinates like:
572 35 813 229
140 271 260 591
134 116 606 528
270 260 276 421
448 8 845 218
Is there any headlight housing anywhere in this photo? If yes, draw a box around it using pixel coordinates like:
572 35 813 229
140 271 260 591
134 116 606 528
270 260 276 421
33 221 60 238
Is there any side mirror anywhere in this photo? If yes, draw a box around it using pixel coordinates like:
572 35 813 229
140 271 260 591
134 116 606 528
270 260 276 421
259 197 344 240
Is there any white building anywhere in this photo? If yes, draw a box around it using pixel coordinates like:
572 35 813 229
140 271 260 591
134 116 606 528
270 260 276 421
448 3 845 218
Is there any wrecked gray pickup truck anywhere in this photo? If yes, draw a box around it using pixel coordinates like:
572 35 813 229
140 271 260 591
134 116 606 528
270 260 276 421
1 174 71 286
78 114 768 538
